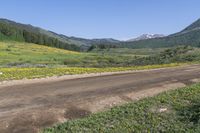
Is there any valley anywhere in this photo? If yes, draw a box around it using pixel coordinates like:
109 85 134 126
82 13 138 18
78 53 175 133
0 17 200 133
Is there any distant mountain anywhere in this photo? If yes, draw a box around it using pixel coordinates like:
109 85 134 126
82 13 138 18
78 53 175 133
1 18 200 51
124 18 200 48
0 18 120 51
127 34 165 41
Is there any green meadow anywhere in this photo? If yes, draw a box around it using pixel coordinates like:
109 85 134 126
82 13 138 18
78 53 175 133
43 83 200 133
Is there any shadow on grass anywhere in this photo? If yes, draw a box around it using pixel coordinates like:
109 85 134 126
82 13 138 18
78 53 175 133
178 99 200 125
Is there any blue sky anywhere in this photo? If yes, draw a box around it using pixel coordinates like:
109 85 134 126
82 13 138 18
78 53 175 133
0 0 200 40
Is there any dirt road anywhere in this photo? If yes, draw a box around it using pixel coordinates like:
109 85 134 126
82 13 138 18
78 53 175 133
0 65 200 133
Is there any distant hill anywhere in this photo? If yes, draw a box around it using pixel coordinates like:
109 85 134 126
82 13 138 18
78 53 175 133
123 19 200 48
181 18 200 33
0 18 120 51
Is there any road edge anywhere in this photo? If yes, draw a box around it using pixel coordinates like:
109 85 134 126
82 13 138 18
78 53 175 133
0 64 192 88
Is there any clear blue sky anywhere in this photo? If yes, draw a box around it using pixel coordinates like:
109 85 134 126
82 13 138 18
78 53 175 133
0 0 200 40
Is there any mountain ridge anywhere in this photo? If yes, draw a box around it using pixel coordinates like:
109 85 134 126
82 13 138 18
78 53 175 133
0 18 200 50
123 18 200 48
182 18 200 32
0 18 120 51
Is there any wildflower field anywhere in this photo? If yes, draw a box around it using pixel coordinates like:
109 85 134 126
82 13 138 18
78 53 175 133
0 63 181 81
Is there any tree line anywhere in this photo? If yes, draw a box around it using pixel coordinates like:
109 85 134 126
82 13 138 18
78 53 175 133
0 22 80 51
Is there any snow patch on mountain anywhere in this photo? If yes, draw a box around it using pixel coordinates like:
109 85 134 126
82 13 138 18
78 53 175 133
127 34 165 41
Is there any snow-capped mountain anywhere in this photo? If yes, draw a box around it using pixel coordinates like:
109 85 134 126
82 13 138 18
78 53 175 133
127 34 165 41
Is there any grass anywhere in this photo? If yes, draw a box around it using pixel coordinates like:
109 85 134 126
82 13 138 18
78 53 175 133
0 41 197 81
1 41 199 68
0 41 199 81
0 63 182 81
91 47 167 56
0 41 80 66
43 83 200 133
0 41 145 67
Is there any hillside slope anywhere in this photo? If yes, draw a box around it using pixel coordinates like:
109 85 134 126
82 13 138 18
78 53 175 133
124 19 200 48
0 41 141 67
0 19 120 51
0 19 84 51
0 41 81 66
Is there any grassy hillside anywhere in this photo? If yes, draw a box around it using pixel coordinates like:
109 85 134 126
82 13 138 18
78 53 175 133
0 41 146 67
43 83 200 133
0 41 200 68
0 41 80 66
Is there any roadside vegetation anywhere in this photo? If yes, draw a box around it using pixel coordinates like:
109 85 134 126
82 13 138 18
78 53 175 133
0 41 200 81
90 45 200 66
0 63 181 81
43 83 200 133
89 47 166 56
